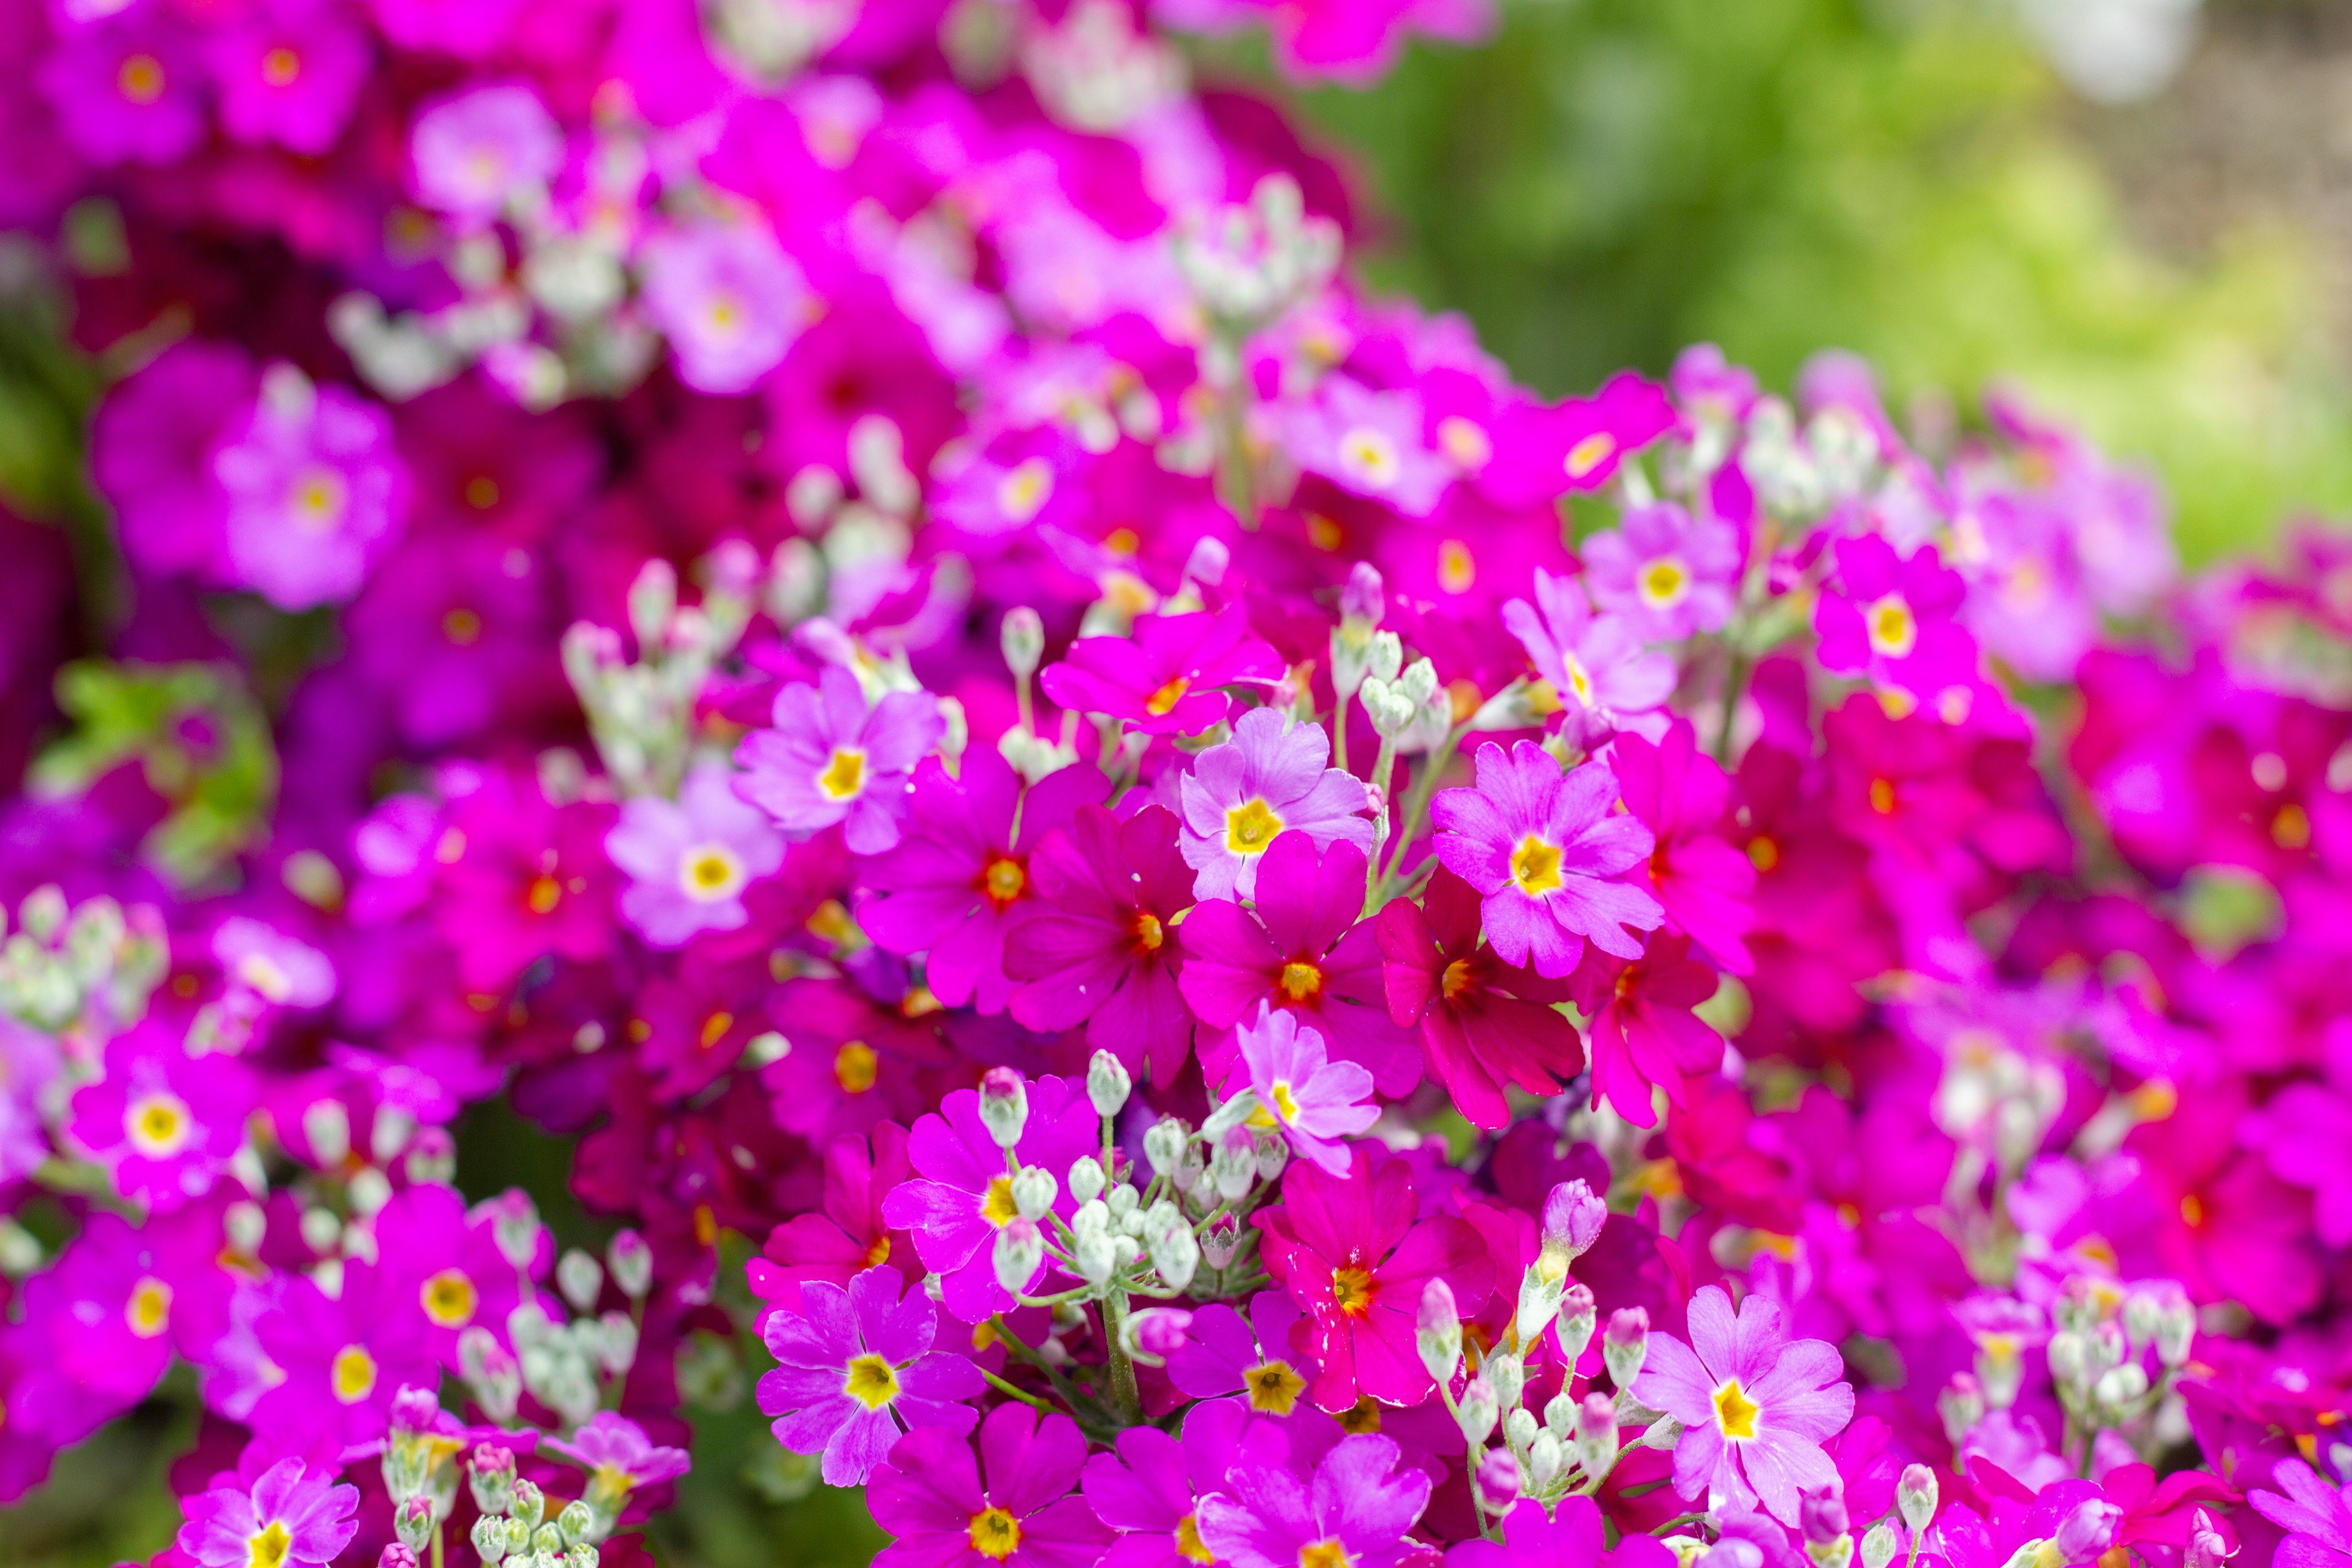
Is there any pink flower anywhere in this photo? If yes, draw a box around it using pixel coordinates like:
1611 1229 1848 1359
242 1264 437 1459
1280 377 1454 518
1083 1400 1280 1568
211 368 411 611
177 1456 359 1568
733 666 944 855
1165 1292 1322 1417
1447 1496 1681 1568
1630 1284 1855 1527
1178 707 1373 901
1430 741 1664 979
67 1024 256 1212
1254 1147 1490 1411
1195 1431 1436 1568
749 1123 919 1322
640 221 815 396
1581 501 1742 643
541 1411 692 1492
867 1404 1112 1568
38 12 207 167
606 761 790 948
1040 605 1287 736
758 1265 984 1487
1613 720 1755 974
1814 536 1977 709
1483 372 1676 507
89 339 255 579
1503 569 1676 726
204 0 370 155
407 83 562 222
368 0 527 58
1219 1005 1378 1177
1574 933 1727 1128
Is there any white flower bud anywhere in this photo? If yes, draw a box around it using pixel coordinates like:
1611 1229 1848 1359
1861 1526 1899 1568
1417 1280 1462 1383
993 1219 1044 1294
1087 1049 1133 1118
557 1250 605 1314
1144 1117 1189 1177
1011 1166 1058 1221
1147 1214 1199 1292
1456 1376 1499 1444
1068 1156 1107 1206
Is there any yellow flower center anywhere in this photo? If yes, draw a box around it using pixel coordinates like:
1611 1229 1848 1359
331 1344 379 1404
1300 1538 1355 1568
704 295 744 336
247 1520 293 1568
2180 1194 2206 1228
1176 1513 1216 1565
1638 557 1691 609
1564 432 1616 480
1437 540 1476 595
981 1175 1019 1227
118 53 167 105
1330 1264 1375 1317
1339 1396 1382 1434
1866 595 1918 659
441 607 483 646
834 1041 878 1094
1146 676 1191 717
127 1277 172 1339
526 875 563 915
866 1234 892 1267
1441 957 1478 1003
969 1506 1023 1560
2276 804 2313 850
842 1353 900 1411
127 1093 192 1158
1339 428 1401 489
1245 1360 1305 1415
818 748 867 801
1713 1377 1760 1441
983 856 1027 907
260 47 301 86
680 843 747 902
289 467 350 531
1510 835 1564 897
421 1268 477 1327
997 459 1056 524
1131 911 1165 953
1868 778 1896 815
1437 416 1491 470
1246 1080 1303 1129
1747 835 1781 873
699 1011 734 1050
1225 798 1283 854
1561 653 1594 707
465 475 500 509
1277 961 1322 1001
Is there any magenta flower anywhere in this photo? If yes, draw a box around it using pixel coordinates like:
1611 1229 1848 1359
243 1265 438 1457
1579 934 1727 1128
1502 570 1676 725
1040 605 1287 736
641 221 815 396
1814 536 1978 707
858 753 1108 1013
68 1024 256 1212
759 1266 984 1487
1166 1293 1322 1417
1375 865 1580 1130
1218 1006 1378 1177
90 339 255 579
1630 1284 1855 1527
1083 1399 1278 1568
0 1020 59 1188
880 1074 1101 1322
431 764 616 992
1581 501 1742 643
868 1404 1112 1568
734 667 945 856
2245 1082 2352 1246
750 1125 918 1323
1613 720 1755 974
1178 707 1373 901
204 0 371 155
211 368 411 611
369 0 527 58
1282 377 1455 518
1001 804 1197 1087
606 761 789 948
1180 831 1419 1095
1195 1432 1434 1568
2252 1458 2352 1568
1448 1497 1681 1568
176 1456 359 1568
372 1183 529 1370
407 83 564 222
1430 742 1663 979
1483 372 1676 507
1254 1147 1490 1411
541 1412 692 1496
38 12 206 167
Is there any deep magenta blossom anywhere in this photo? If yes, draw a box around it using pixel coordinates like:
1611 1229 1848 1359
1195 1433 1435 1568
1178 707 1372 900
1503 569 1675 727
868 1404 1112 1568
176 1457 359 1568
1582 502 1742 643
734 667 945 855
1814 535 1978 709
1220 1006 1378 1177
1082 1398 1282 1568
1447 1496 1681 1568
2252 1458 2352 1568
1166 1293 1322 1418
204 0 371 154
1630 1284 1855 1526
1575 933 1727 1128
1431 742 1663 979
68 1025 257 1212
606 761 790 948
1041 605 1287 736
1614 720 1756 974
38 12 207 167
759 1265 984 1487
211 369 411 611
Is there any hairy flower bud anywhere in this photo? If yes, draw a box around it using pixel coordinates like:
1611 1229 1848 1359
1898 1463 1940 1534
2184 1509 2233 1568
978 1068 1029 1149
1528 1428 1566 1490
993 1218 1044 1294
395 1496 435 1553
1476 1447 1521 1508
1542 1179 1608 1264
1456 1376 1499 1444
1146 1211 1200 1292
1001 607 1046 684
1418 1278 1463 1383
1087 1049 1133 1118
1008 1165 1057 1221
557 1249 603 1314
2052 1501 2121 1564
605 1231 652 1300
510 1479 546 1531
469 1444 517 1516
1144 1117 1188 1178
380 1549 420 1568
1555 1282 1598 1365
1801 1484 1850 1545
1938 1373 1985 1444
1573 1391 1619 1477
1198 1211 1242 1268
1485 1349 1526 1414
1602 1306 1649 1389
1861 1526 1899 1568
1068 1156 1107 1206
473 1517 512 1563
555 1501 595 1547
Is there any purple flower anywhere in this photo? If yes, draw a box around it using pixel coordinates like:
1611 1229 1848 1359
38 12 207 167
67 1024 257 1212
734 666 945 855
1195 1432 1434 1568
758 1266 985 1487
2245 1082 2352 1247
1221 1005 1378 1178
408 83 564 222
177 1456 360 1568
368 0 527 58
880 1074 1101 1322
211 367 411 611
90 339 257 579
2252 1458 2352 1568
606 761 789 948
1430 742 1663 979
0 1020 59 1188
205 0 371 155
1040 605 1287 736
1283 377 1455 518
243 1264 437 1458
868 1403 1112 1568
1444 1496 1680 1568
858 753 1108 1013
1581 502 1742 643
540 1412 692 1510
1502 569 1676 726
1082 1398 1281 1568
641 221 815 396
1178 707 1372 901
1165 1292 1321 1419
1630 1284 1856 1527
1813 537 1977 709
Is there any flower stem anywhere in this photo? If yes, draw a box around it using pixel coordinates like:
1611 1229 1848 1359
981 1368 1058 1414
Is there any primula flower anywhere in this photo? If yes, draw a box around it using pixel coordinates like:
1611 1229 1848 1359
1376 864 1580 1129
408 83 564 221
1041 605 1287 736
859 755 1108 1013
372 1183 530 1370
242 1265 437 1458
91 339 256 579
1002 804 1196 1087
1447 1496 1681 1568
606 761 790 948
881 1074 1102 1322
1254 1147 1490 1411
757 978 960 1147
1221 1005 1379 1177
1282 377 1455 518
212 368 411 611
750 1123 918 1321
1613 720 1755 974
1430 742 1663 979
2251 1458 2352 1568
176 1456 358 1568
735 667 945 856
0 1020 59 1187
39 12 207 166
432 765 616 992
868 1404 1112 1568
1180 831 1418 1095
204 0 371 154
1166 1293 1322 1419
1581 502 1741 643
1484 372 1676 506
1814 536 1977 710
1195 1432 1435 1568
541 1412 692 1514
1575 933 1727 1127
1503 570 1675 727
1178 707 1373 901
758 1266 985 1487
1630 1284 1855 1527
1083 1398 1280 1568
68 1025 256 1212
641 222 815 396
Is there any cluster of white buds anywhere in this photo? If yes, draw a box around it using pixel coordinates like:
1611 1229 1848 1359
1931 1027 2066 1178
1020 0 1187 134
1173 175 1343 340
562 548 761 798
1739 396 1886 522
469 1449 601 1568
0 885 167 1036
456 1199 650 1428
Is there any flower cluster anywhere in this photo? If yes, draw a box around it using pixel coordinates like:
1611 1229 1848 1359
0 4 2348 1568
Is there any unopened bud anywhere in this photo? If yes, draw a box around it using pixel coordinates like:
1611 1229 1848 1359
1801 1485 1850 1546
1456 1376 1499 1444
1937 1373 1985 1444
1476 1447 1521 1508
470 1444 517 1515
1001 608 1046 682
1068 1156 1106 1206
2095 1363 2149 1414
1087 1049 1132 1118
555 1501 595 1546
1544 1388 1579 1439
1527 1428 1566 1489
1209 1126 1256 1200
606 1231 652 1299
1146 1212 1200 1292
1555 1282 1597 1364
510 1479 546 1531
2184 1509 2233 1568
490 1194 543 1272
395 1496 435 1553
1517 1261 1564 1348
1602 1306 1649 1389
1860 1526 1899 1568
557 1250 604 1313
1574 1391 1619 1476
1505 1408 1539 1450
993 1219 1044 1294
1144 1117 1188 1177
978 1068 1029 1149
1183 537 1230 589
1417 1279 1463 1382
1128 1307 1193 1360
2052 1500 2120 1563
1485 1349 1526 1414
2156 1295 2197 1368
1542 1179 1607 1263
473 1517 511 1563
381 1548 420 1568
1198 1212 1242 1268
1898 1463 1939 1533
1341 562 1384 625
1006 1165 1054 1220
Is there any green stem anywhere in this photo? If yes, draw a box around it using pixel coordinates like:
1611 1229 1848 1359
981 1368 1059 1414
1100 1291 1143 1425
1713 644 1751 764
1370 723 1469 907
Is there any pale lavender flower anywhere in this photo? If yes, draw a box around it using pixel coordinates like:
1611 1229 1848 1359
733 666 944 854
2253 1458 2352 1568
1281 377 1453 519
606 761 788 948
177 1457 359 1568
639 221 814 396
1224 1004 1378 1177
408 82 564 222
1177 707 1371 900
1502 568 1675 726
757 1266 984 1487
1196 1433 1433 1568
1581 502 1741 643
211 366 410 610
540 1411 692 1510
